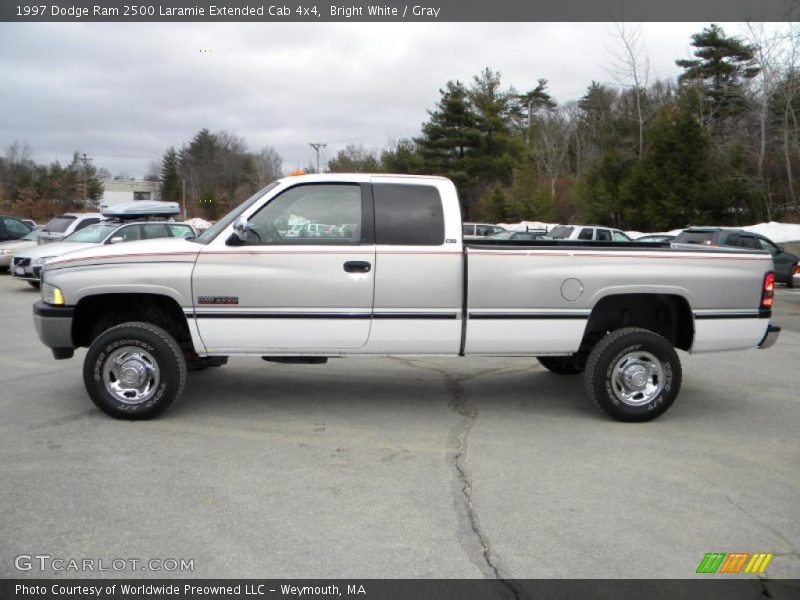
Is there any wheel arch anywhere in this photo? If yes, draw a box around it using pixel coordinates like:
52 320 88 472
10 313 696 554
72 293 195 351
581 292 694 352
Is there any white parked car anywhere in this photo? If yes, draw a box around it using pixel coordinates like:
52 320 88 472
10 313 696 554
37 213 106 245
547 225 632 242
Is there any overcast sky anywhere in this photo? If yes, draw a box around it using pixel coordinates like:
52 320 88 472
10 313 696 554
0 21 762 177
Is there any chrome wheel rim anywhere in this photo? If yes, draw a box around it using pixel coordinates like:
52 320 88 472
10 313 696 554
610 350 664 406
102 346 160 404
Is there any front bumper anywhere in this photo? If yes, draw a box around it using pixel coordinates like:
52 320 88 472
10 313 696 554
758 324 781 350
33 301 75 359
11 265 40 281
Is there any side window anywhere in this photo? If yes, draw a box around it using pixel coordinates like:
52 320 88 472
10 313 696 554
462 224 474 236
740 236 760 250
141 223 170 239
246 184 362 245
373 184 444 246
121 225 142 242
596 229 612 241
757 238 778 254
578 228 593 240
75 218 100 231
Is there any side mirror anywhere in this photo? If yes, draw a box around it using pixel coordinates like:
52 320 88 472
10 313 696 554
226 216 250 246
108 236 124 244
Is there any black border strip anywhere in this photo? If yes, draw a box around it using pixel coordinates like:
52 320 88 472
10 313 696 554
468 313 589 320
694 313 764 320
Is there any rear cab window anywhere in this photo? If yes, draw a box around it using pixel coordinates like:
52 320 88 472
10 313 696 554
373 184 444 246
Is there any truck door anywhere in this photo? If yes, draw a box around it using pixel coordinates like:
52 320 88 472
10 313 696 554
192 182 375 353
363 178 463 354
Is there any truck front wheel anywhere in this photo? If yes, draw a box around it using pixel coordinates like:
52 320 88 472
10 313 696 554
83 321 187 420
584 327 681 422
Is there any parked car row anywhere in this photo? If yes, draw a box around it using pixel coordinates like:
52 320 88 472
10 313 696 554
4 202 195 286
459 219 798 287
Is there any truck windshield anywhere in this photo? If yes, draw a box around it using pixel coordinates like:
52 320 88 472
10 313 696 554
193 182 279 244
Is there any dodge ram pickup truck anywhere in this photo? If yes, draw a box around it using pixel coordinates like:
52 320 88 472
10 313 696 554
33 174 781 422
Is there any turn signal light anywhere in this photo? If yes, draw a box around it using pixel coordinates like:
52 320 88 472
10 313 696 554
761 272 775 308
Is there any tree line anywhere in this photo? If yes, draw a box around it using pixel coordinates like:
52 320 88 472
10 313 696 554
2 23 797 230
329 23 800 230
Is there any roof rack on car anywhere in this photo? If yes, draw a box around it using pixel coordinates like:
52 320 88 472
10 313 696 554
101 201 180 220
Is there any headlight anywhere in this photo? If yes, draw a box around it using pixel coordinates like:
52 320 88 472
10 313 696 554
42 283 65 306
34 256 55 266
1 249 14 255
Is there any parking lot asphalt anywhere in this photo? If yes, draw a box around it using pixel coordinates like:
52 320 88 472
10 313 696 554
0 272 798 580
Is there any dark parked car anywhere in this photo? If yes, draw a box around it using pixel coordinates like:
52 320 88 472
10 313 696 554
0 215 33 242
636 234 675 243
674 227 798 286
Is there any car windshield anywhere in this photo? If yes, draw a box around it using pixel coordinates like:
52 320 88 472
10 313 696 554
64 222 119 243
548 226 574 239
194 182 280 244
43 216 76 233
21 230 43 241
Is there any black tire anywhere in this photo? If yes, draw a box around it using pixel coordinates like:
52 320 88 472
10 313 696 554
788 265 796 288
584 327 682 422
28 281 40 288
537 355 584 375
83 321 187 420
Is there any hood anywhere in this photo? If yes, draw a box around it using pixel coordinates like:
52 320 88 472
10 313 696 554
0 239 38 253
45 237 201 269
12 241 98 261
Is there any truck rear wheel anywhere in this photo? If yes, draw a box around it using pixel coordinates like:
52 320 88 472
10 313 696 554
536 355 584 375
83 321 187 420
584 327 681 422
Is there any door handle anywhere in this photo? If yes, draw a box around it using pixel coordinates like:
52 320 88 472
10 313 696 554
343 261 371 273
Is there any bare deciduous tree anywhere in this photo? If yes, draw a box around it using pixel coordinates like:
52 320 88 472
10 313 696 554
608 22 650 160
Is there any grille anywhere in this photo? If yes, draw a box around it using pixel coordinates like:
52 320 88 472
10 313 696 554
13 257 31 267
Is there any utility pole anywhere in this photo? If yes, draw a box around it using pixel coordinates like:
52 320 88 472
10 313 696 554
308 142 327 173
182 178 187 220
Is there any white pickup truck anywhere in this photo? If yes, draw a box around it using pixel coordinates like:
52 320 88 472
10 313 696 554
33 174 780 422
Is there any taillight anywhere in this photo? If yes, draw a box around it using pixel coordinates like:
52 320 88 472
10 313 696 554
761 272 775 309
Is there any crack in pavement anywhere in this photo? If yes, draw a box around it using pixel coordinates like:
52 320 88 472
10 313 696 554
391 358 524 600
724 494 799 556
